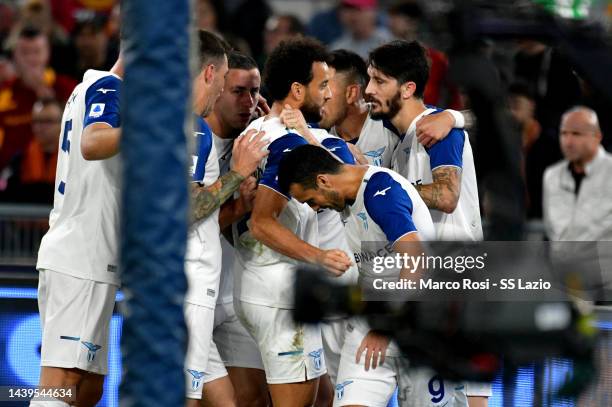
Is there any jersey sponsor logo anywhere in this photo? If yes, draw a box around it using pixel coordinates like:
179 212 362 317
96 88 117 94
357 212 368 231
308 348 324 370
81 341 102 362
373 186 391 197
187 369 205 391
89 103 105 118
335 380 354 400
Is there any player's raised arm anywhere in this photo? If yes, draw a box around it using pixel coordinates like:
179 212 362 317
415 109 467 148
191 129 268 223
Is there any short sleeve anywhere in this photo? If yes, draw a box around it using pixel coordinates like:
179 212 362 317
192 117 213 182
83 75 121 128
259 133 308 197
363 172 417 243
321 137 355 164
426 127 464 170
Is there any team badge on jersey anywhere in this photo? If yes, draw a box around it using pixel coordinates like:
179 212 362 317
89 103 105 118
336 380 354 400
365 147 386 166
187 369 205 391
357 212 368 231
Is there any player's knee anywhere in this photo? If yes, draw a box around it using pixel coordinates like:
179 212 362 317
235 385 268 407
41 367 86 388
77 374 105 406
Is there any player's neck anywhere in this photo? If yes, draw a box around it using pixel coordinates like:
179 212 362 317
343 165 369 203
206 111 232 139
391 99 427 134
336 106 368 142
110 58 124 78
270 100 299 119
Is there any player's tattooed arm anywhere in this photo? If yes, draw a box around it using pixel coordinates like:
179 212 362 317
414 166 461 213
190 171 245 223
191 130 269 223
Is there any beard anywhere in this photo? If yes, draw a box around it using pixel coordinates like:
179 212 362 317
301 96 323 123
323 188 345 212
368 91 402 121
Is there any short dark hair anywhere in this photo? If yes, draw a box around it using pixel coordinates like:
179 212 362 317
278 145 343 192
263 37 328 102
388 0 424 19
328 49 368 90
228 51 258 71
197 30 228 68
368 40 429 98
17 26 44 40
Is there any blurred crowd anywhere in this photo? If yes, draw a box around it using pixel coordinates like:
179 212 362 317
0 0 611 226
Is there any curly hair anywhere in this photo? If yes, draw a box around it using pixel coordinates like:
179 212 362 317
263 37 328 102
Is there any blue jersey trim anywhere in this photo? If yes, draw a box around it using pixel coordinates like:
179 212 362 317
83 75 121 129
363 172 417 242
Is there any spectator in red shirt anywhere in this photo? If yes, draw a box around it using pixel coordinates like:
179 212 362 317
0 27 76 173
0 97 61 203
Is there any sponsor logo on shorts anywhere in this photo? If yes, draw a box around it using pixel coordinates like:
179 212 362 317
206 289 215 297
81 341 102 362
107 264 117 273
335 380 353 400
187 369 205 391
308 348 323 370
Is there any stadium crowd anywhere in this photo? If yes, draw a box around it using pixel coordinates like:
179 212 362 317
1 0 611 406
1 0 611 221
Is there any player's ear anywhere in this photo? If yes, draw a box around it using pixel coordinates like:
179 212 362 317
204 64 215 85
316 174 331 188
345 84 360 105
401 81 416 99
290 82 305 102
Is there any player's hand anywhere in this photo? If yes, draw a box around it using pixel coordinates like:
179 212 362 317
280 104 309 134
316 249 352 276
347 143 368 165
416 110 455 148
356 330 390 371
237 176 257 213
231 129 269 178
253 94 271 119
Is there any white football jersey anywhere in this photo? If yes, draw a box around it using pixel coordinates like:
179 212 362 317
330 114 400 168
311 128 359 285
37 70 122 285
344 166 435 275
185 117 221 308
213 133 235 305
232 116 318 309
392 108 483 241
344 166 435 356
